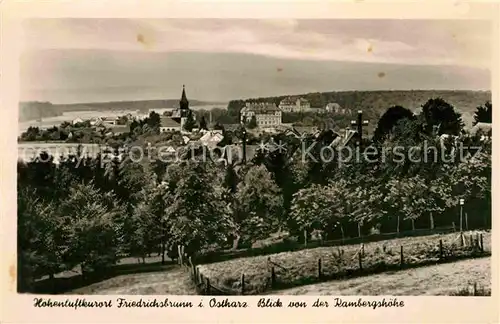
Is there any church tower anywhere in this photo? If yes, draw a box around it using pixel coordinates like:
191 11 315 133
180 84 190 116
173 85 194 130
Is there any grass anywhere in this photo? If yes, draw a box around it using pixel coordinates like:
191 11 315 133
70 266 197 295
271 257 491 296
196 230 491 295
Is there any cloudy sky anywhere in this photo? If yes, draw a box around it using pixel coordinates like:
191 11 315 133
20 19 492 103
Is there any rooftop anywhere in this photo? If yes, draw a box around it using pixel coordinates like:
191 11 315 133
160 117 181 128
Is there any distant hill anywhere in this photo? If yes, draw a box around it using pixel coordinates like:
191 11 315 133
53 99 226 111
228 90 492 128
19 99 226 122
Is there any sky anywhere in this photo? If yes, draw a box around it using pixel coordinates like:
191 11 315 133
20 19 492 103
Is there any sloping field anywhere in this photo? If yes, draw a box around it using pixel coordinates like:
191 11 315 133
272 257 491 296
70 267 196 295
197 231 490 295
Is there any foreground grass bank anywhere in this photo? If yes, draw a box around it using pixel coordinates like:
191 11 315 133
196 230 491 295
70 266 196 295
272 257 490 295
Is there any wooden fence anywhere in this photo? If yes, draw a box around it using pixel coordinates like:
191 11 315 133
188 231 488 295
193 226 460 265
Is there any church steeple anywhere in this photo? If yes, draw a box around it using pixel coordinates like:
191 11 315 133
180 84 189 110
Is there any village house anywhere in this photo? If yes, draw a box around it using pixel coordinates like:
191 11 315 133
469 122 492 141
240 102 282 127
160 117 182 133
325 103 350 115
278 97 311 112
200 130 224 148
72 117 84 125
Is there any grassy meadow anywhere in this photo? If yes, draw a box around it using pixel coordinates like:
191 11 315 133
196 230 491 295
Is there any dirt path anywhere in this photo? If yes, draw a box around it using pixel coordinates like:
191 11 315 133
273 257 491 296
70 267 197 295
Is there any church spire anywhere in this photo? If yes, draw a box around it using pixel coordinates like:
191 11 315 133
180 85 189 108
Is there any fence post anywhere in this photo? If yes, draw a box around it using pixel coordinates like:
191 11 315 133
271 267 276 288
304 229 307 247
318 258 322 278
475 233 480 250
465 212 468 230
191 260 196 280
480 234 484 252
439 239 443 260
205 278 210 295
400 245 404 267
241 274 245 295
361 243 365 257
460 232 464 247
473 282 477 296
358 252 363 271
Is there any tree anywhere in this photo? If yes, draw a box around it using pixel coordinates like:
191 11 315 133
147 111 161 131
199 116 208 130
234 165 283 245
421 98 463 135
164 162 231 256
17 188 65 291
247 116 257 129
58 182 125 276
183 111 196 132
290 181 348 238
373 105 415 143
473 101 492 125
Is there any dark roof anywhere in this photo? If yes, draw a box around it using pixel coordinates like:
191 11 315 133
160 117 181 128
180 85 189 105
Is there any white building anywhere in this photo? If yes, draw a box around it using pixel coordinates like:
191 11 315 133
326 103 350 115
240 102 282 127
160 117 182 133
200 130 224 148
279 97 311 112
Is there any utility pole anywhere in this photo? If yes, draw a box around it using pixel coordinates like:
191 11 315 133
459 198 464 232
350 110 369 147
242 127 247 164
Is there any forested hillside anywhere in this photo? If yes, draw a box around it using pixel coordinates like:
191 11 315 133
228 90 492 126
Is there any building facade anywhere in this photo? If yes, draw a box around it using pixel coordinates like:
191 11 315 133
240 102 282 127
279 97 311 112
326 103 350 115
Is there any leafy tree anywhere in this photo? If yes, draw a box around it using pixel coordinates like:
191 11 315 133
58 182 125 276
199 116 208 130
17 188 65 291
421 98 463 135
234 165 283 245
183 111 196 132
164 162 231 255
247 116 257 129
147 111 161 131
473 101 492 125
373 105 415 143
290 181 349 238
